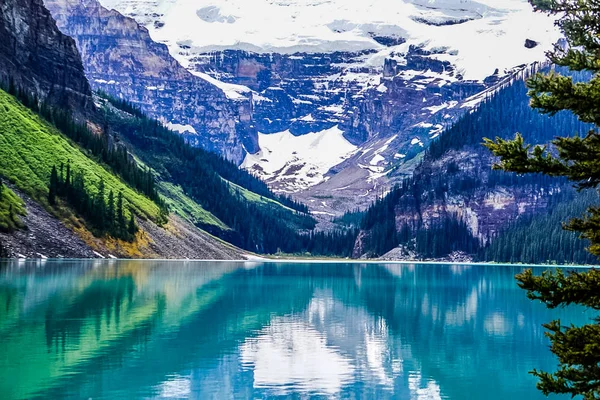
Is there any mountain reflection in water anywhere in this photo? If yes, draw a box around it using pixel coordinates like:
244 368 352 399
0 260 591 399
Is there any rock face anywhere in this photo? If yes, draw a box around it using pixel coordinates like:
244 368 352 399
398 148 558 240
350 73 587 259
194 48 486 143
350 145 567 259
0 186 97 259
0 185 244 259
0 0 93 115
44 0 257 162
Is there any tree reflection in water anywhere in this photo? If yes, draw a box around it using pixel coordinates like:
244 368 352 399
0 260 590 399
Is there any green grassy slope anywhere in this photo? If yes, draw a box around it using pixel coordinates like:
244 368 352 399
226 180 296 213
159 182 228 230
0 183 26 232
0 89 161 222
225 180 313 231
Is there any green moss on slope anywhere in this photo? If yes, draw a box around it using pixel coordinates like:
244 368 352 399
226 180 296 213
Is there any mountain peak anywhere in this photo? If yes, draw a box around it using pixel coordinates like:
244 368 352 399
99 0 559 81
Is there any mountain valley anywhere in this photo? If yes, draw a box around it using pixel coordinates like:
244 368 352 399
0 0 594 263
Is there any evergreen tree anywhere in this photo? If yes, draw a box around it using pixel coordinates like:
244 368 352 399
484 0 600 397
107 190 115 230
127 211 137 238
48 166 136 242
48 166 58 206
95 178 106 231
117 191 125 235
65 162 71 193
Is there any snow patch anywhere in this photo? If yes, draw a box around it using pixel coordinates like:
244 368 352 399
190 70 252 100
241 126 358 191
370 154 385 166
411 138 424 147
94 79 116 85
93 251 105 259
165 122 198 134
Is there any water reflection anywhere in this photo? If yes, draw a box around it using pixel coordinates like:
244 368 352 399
0 260 591 399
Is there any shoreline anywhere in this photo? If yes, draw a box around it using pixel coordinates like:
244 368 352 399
0 257 596 269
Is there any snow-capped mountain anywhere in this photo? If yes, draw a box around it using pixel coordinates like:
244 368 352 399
99 0 557 81
68 0 558 213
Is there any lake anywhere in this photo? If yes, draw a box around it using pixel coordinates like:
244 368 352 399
0 260 592 399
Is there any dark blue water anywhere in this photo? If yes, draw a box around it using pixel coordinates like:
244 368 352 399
0 260 593 399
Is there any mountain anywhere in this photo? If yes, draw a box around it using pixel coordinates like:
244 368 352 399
98 0 555 71
44 0 257 163
0 0 582 262
350 70 598 263
83 0 559 212
0 0 329 259
0 84 253 259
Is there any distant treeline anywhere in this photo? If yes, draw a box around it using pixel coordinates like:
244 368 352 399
477 190 598 265
426 68 593 161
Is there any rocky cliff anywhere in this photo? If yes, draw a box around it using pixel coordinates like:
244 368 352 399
44 0 257 162
0 0 252 259
0 0 93 116
195 45 510 207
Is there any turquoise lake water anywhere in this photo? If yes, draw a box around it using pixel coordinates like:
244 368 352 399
0 260 593 399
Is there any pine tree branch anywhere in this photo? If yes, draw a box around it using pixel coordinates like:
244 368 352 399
516 269 600 309
484 133 600 189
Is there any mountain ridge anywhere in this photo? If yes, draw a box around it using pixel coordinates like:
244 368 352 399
44 0 258 163
348 70 596 262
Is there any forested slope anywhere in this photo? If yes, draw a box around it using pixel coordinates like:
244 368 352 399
350 70 597 264
100 95 366 256
0 87 248 258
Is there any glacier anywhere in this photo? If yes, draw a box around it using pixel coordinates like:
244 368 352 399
241 126 358 192
99 0 559 81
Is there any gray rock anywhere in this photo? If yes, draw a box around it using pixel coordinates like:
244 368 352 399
45 0 256 163
0 0 93 117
